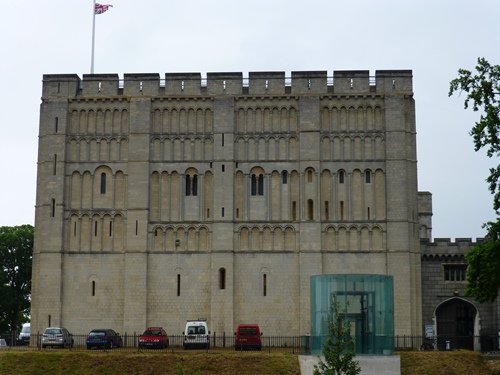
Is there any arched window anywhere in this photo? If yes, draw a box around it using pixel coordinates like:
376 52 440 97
282 171 288 184
100 172 106 194
365 170 371 183
251 174 264 196
185 170 198 196
219 268 226 290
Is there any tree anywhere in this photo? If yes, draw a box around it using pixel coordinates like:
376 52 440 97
449 57 500 210
0 225 34 332
313 298 361 375
449 58 500 302
464 220 500 303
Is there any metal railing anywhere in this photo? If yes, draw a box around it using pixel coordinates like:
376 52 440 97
1 332 498 353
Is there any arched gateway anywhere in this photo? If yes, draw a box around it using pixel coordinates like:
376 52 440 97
435 298 479 350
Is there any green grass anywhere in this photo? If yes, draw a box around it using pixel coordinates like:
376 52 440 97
399 350 497 375
0 350 498 375
0 351 300 375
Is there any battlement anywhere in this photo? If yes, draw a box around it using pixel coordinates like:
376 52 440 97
420 237 485 259
42 70 413 98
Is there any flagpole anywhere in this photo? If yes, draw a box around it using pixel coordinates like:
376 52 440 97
90 0 96 74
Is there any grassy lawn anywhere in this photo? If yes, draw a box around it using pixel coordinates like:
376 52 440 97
0 351 300 375
399 351 499 375
0 349 498 375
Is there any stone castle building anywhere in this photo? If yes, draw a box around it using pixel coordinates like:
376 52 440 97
31 70 498 348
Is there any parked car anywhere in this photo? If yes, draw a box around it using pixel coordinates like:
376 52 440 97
138 327 169 349
86 328 122 349
183 320 209 349
234 324 262 350
41 327 74 348
17 323 30 345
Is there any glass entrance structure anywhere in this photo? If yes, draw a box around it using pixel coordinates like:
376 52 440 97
310 274 394 355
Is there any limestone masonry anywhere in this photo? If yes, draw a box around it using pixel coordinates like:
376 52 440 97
31 70 499 349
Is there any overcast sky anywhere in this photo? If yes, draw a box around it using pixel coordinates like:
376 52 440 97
1 0 499 239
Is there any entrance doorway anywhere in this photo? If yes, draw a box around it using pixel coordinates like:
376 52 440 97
435 298 476 350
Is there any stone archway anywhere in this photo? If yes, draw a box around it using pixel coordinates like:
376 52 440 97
435 298 478 350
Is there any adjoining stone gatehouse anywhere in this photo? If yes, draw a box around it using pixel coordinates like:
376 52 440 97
30 70 498 349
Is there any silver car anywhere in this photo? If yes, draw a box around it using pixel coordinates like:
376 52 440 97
41 327 74 348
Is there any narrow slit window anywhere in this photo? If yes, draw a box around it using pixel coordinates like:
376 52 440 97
73 221 77 236
51 199 55 217
207 208 210 219
91 281 96 296
53 154 57 175
282 171 288 184
109 221 113 236
177 274 181 296
192 175 197 196
367 207 371 220
325 201 329 220
258 174 264 195
339 171 345 184
135 220 138 235
292 201 297 220
263 274 267 296
251 174 257 196
94 221 98 236
48 315 51 327
186 175 191 196
55 117 59 133
222 207 225 217
307 199 314 220
236 208 239 219
222 164 225 172
340 201 344 220
219 268 226 290
365 170 371 183
100 173 106 194
222 133 225 147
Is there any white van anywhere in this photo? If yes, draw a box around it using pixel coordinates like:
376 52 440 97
183 320 210 349
18 323 30 345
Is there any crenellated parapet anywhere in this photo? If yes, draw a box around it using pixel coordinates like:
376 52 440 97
42 70 413 99
420 237 484 260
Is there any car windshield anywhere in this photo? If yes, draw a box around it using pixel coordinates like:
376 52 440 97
89 331 106 336
45 328 62 335
21 326 30 334
239 327 257 335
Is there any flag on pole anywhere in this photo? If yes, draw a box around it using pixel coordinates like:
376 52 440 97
95 3 113 14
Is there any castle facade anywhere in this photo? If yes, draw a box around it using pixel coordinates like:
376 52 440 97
31 70 494 345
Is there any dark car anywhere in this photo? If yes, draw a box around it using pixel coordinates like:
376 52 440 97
138 327 169 349
86 329 123 349
41 327 74 348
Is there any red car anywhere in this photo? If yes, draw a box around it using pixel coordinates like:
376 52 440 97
138 327 169 349
234 324 262 351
